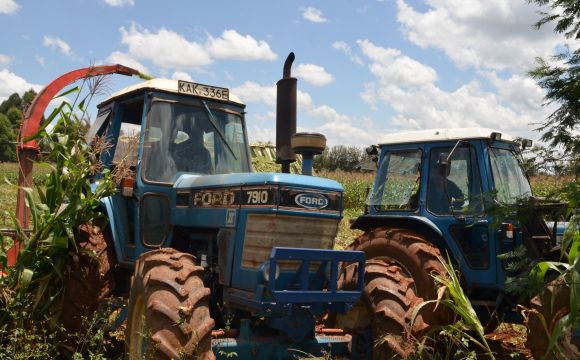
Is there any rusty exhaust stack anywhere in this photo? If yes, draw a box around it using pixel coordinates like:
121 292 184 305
276 52 297 173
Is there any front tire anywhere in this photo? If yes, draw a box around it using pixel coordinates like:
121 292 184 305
348 227 450 332
334 260 419 359
126 248 215 360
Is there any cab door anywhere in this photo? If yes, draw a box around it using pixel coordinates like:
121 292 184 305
424 142 496 287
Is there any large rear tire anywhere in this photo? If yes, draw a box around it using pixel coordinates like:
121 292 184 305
334 260 420 359
526 280 580 359
62 220 116 331
126 248 215 360
348 227 450 333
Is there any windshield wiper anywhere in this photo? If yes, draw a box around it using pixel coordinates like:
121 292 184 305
201 100 237 160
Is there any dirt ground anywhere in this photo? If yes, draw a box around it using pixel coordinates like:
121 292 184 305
485 323 531 359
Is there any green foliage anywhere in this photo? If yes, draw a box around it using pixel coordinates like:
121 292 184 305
411 255 495 360
0 113 16 162
0 81 118 358
0 291 123 359
528 0 580 162
525 182 580 356
0 93 22 114
0 89 38 163
497 245 543 300
314 145 366 172
6 106 22 129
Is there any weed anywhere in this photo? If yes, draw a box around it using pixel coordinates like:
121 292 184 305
411 255 495 360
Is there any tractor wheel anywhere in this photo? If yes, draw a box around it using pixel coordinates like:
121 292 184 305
347 227 449 332
62 220 116 331
126 248 215 360
526 279 580 359
334 260 420 359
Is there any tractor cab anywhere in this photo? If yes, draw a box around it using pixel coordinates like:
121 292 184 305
89 79 252 263
356 128 564 293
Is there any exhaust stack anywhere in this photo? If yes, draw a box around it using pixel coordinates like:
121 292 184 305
276 52 297 173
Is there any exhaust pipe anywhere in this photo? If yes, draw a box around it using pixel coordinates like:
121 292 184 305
276 52 297 173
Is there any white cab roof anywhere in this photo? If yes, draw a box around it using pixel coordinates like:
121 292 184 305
379 127 518 146
104 78 245 106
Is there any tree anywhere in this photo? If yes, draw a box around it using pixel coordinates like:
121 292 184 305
313 145 365 172
0 93 22 114
6 106 22 131
528 0 580 159
22 89 37 107
0 113 16 162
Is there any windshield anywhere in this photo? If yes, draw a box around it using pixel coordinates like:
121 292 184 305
142 100 250 183
489 147 532 204
367 149 422 210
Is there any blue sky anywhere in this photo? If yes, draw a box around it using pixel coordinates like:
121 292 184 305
0 0 563 146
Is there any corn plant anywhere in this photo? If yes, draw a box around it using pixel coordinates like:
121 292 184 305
0 77 117 324
528 181 579 357
411 255 495 360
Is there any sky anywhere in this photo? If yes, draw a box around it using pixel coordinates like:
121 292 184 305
0 0 565 147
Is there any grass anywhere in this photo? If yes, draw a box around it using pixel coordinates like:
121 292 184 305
0 162 50 228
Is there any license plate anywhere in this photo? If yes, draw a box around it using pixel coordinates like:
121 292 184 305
178 80 229 101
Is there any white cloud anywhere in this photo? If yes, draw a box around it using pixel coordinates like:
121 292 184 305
106 51 149 74
233 81 375 146
358 39 438 88
0 53 11 66
35 55 45 67
43 36 71 56
358 40 549 140
302 7 328 23
396 0 562 72
103 0 134 7
206 30 277 61
114 25 277 72
119 24 212 70
171 71 193 82
332 41 364 65
232 81 276 106
294 64 334 87
0 69 42 102
484 71 547 114
0 0 19 14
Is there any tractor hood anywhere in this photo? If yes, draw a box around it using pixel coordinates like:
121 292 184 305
174 172 343 192
172 172 343 214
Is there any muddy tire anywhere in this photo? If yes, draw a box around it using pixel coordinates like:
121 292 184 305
348 227 449 332
334 260 420 359
126 248 215 360
526 280 580 359
62 220 116 331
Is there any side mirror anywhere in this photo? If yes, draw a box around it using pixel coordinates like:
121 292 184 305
438 152 449 177
366 145 378 156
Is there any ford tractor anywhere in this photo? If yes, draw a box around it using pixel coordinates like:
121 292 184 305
336 128 578 359
8 55 368 359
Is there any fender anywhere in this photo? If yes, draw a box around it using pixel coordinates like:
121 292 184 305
100 196 134 268
350 214 452 260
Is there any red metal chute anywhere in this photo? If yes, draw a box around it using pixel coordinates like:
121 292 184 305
7 64 141 266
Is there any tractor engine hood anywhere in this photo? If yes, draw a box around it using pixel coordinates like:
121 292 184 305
172 172 343 215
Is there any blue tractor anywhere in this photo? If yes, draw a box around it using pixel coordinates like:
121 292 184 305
54 55 370 359
334 128 578 359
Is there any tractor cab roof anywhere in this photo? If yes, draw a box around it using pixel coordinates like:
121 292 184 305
378 127 519 146
100 78 245 107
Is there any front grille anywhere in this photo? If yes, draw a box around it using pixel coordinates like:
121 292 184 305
242 214 339 270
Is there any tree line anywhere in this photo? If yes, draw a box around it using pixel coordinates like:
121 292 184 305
0 89 37 162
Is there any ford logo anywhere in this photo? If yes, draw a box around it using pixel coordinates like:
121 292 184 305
295 193 329 209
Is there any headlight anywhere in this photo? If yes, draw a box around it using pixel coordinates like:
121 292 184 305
261 261 280 282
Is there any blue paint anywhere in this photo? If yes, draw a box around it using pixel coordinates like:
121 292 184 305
89 86 364 358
